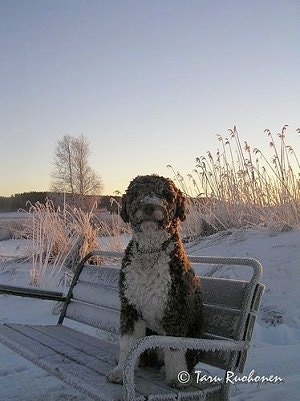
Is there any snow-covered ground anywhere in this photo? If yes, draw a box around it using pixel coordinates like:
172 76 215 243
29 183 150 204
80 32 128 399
0 229 299 400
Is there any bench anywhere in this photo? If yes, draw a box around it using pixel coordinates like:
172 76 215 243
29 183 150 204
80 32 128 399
0 251 265 401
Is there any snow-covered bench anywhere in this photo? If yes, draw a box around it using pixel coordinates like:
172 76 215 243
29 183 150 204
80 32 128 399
0 251 264 401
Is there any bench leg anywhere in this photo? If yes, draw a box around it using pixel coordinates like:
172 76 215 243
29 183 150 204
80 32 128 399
220 382 230 401
107 319 146 384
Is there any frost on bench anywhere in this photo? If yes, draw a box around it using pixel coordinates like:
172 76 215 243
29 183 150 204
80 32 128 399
0 252 265 401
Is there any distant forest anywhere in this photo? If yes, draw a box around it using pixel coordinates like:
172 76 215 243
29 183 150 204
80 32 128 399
0 192 121 213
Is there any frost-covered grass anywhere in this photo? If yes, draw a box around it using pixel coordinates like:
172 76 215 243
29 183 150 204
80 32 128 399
19 200 102 287
0 200 131 288
170 126 300 238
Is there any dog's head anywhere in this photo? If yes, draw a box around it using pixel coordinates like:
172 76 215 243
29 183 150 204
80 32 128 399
120 175 186 231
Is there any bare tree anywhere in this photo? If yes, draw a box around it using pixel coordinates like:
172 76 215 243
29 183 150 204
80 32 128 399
51 134 103 198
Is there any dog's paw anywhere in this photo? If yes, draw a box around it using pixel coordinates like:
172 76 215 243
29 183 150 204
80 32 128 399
106 367 123 384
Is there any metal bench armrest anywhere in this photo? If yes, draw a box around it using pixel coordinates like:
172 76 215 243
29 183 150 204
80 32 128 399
123 335 248 401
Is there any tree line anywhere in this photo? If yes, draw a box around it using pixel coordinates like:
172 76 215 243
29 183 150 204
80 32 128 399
0 192 120 213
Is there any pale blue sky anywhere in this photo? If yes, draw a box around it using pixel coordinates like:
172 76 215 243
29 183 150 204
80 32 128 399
1 0 299 196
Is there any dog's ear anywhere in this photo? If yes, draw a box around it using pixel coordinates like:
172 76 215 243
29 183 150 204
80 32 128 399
175 190 187 221
120 193 130 223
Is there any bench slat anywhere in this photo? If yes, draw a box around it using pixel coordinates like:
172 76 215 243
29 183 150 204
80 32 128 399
0 324 56 359
201 277 247 309
65 301 120 333
73 281 121 309
39 324 119 359
202 304 241 339
79 265 119 288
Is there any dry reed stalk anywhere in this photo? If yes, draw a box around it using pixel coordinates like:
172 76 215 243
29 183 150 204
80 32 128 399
169 126 300 236
22 199 102 288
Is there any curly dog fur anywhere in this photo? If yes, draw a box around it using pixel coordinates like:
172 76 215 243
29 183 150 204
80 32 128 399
107 174 203 387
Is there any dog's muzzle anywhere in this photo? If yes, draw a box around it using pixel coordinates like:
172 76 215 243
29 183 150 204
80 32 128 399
130 196 170 226
136 203 165 222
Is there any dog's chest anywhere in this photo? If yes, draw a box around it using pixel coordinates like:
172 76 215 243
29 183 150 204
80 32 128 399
123 252 171 333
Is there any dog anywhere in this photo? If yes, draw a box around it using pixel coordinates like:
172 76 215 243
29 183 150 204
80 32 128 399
107 174 203 387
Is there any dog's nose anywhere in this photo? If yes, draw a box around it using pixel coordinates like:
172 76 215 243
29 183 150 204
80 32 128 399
144 204 155 215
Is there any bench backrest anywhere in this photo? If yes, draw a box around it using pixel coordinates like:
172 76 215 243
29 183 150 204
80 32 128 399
59 252 264 373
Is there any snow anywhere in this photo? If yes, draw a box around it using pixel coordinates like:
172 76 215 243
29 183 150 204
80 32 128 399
0 238 32 259
0 228 300 400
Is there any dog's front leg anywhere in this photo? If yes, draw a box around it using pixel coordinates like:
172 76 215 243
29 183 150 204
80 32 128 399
107 319 146 384
164 348 189 388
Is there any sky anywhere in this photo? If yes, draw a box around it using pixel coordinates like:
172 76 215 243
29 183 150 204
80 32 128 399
0 0 299 197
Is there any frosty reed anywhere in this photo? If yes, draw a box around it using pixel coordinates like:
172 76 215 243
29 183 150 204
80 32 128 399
169 126 300 235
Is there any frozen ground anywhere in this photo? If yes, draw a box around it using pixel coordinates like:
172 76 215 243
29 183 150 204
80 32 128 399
0 229 300 400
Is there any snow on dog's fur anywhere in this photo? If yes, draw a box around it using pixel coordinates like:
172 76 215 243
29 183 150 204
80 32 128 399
107 174 203 387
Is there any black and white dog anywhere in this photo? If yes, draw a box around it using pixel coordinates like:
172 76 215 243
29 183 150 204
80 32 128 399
107 175 203 387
